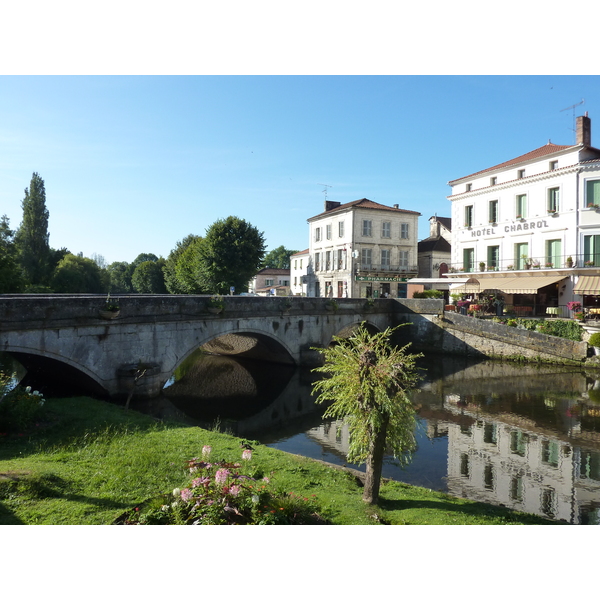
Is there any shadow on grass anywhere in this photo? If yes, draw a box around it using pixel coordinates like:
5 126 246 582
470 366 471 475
0 502 25 524
377 496 561 524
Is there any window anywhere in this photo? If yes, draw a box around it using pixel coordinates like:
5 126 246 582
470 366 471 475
460 453 469 478
338 221 344 238
488 199 498 223
294 276 297 285
583 234 600 265
550 160 558 171
542 440 559 467
300 259 303 269
361 248 372 269
381 249 390 270
326 224 332 240
464 205 473 227
463 248 474 272
466 183 472 192
483 423 497 445
294 260 297 269
586 179 600 207
580 451 600 481
265 278 273 286
337 249 345 270
487 245 499 268
546 239 561 267
382 221 391 238
314 227 322 242
314 253 320 271
547 187 559 212
510 476 524 501
516 194 527 218
362 220 372 237
490 176 497 185
399 250 408 268
541 488 556 519
517 169 525 179
510 431 529 457
400 223 409 239
484 464 494 490
325 251 331 271
515 242 529 270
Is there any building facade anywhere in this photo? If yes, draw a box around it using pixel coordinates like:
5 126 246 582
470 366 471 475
446 113 600 315
248 268 290 296
306 198 421 298
290 249 309 296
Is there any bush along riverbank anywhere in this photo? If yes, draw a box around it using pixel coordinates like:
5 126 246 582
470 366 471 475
0 395 559 525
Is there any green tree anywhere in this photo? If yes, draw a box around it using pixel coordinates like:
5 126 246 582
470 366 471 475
0 215 23 293
312 324 422 505
196 216 266 294
262 245 298 270
51 253 105 293
106 261 134 293
132 259 167 294
163 234 204 294
15 172 51 286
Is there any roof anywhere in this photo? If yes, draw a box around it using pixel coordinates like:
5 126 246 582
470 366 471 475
448 143 573 185
434 216 451 231
418 236 451 253
290 249 309 256
254 268 290 276
308 198 421 221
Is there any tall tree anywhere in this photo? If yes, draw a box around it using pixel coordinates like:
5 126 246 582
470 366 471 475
196 216 266 294
312 324 422 505
261 245 298 270
0 215 23 293
15 172 51 286
106 261 134 293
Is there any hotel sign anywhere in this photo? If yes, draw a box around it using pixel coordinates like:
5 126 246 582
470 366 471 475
470 219 551 238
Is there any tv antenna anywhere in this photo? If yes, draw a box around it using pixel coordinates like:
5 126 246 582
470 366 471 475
318 183 332 202
560 99 585 140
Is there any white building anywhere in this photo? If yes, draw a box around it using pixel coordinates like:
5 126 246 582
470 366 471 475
306 198 421 298
446 113 600 315
248 268 290 296
290 249 309 296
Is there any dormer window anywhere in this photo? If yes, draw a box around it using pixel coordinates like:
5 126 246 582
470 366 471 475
518 169 525 179
490 177 497 186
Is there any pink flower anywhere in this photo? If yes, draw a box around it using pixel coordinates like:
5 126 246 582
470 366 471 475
230 485 241 497
215 468 229 484
192 477 211 488
202 445 212 458
242 449 252 461
181 488 194 502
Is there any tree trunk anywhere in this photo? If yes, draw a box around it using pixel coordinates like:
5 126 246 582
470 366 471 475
362 414 389 504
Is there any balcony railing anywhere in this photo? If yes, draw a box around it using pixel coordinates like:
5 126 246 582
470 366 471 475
356 263 418 273
448 254 595 274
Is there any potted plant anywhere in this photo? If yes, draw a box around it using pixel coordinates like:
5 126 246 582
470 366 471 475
589 332 600 356
507 264 514 270
99 294 120 320
545 262 554 268
585 260 595 267
479 262 486 272
566 256 573 268
206 295 224 314
532 260 541 269
575 311 586 322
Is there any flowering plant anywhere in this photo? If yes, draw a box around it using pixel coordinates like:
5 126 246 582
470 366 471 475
102 293 120 312
118 446 328 525
545 262 554 268
567 301 582 312
585 260 595 267
0 375 45 434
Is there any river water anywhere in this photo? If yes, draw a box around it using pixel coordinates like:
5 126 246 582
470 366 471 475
4 348 600 524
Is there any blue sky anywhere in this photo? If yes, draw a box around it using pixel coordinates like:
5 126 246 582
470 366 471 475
1 75 599 265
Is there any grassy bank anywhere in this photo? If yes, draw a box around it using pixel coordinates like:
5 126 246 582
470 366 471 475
0 396 557 525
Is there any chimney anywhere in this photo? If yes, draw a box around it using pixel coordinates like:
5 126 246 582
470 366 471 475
576 112 591 146
325 201 341 211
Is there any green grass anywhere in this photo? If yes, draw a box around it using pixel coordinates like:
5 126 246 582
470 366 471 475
0 396 558 525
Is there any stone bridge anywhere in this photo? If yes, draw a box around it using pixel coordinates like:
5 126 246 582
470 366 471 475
1 295 437 399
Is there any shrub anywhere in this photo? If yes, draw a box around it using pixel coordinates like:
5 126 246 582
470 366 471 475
567 301 582 312
412 289 444 299
0 375 46 434
589 332 600 347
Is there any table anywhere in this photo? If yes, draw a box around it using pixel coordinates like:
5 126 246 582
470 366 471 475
546 307 560 317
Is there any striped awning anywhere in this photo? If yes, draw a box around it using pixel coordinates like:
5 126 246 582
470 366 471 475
574 276 600 295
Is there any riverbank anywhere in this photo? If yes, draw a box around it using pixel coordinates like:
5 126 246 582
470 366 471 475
0 395 558 525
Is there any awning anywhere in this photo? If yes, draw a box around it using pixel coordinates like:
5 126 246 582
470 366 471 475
451 275 567 294
574 276 600 295
478 275 567 294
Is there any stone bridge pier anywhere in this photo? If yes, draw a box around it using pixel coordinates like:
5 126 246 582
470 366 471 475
1 295 435 399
